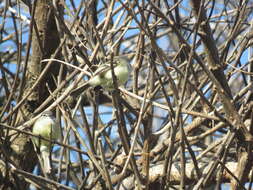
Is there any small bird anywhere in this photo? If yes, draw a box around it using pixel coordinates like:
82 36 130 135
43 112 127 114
32 111 60 173
89 57 131 90
70 56 131 97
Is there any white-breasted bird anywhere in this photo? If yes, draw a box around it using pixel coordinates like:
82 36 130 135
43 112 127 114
32 111 60 173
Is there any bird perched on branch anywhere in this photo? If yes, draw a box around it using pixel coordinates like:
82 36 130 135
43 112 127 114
70 56 132 97
32 111 60 173
89 57 131 90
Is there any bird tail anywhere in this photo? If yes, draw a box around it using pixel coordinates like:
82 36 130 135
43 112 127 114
41 150 51 174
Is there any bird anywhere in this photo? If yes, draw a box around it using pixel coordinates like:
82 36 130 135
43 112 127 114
89 57 131 90
70 56 132 97
32 111 60 173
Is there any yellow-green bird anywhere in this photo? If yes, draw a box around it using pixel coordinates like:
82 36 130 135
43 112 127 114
89 57 131 90
70 57 131 97
32 111 60 173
